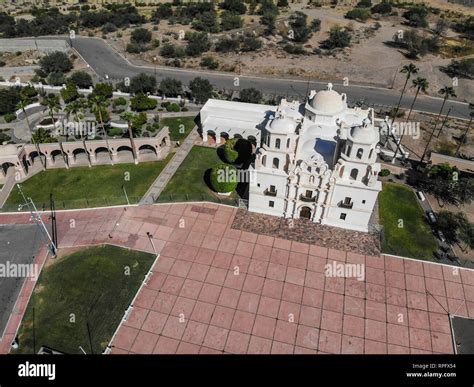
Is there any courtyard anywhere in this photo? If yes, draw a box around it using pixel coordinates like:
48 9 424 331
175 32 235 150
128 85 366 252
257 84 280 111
1 203 472 355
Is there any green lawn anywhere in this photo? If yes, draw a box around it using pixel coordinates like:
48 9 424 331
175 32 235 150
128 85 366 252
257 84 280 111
379 182 438 260
157 145 240 205
160 116 196 141
4 158 171 211
13 245 155 354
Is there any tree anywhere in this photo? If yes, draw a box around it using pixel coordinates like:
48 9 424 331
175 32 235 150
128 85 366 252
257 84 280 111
240 88 262 103
159 78 183 97
65 98 90 163
38 51 73 77
403 6 428 28
60 82 79 103
192 11 219 33
91 83 113 99
216 37 240 53
17 98 46 169
220 0 246 14
310 18 321 32
89 95 113 163
32 127 56 144
129 73 157 94
0 87 21 115
389 63 419 142
288 11 312 43
371 2 392 14
221 11 243 31
69 71 93 88
185 32 211 56
241 35 262 52
131 27 152 44
420 86 456 164
261 11 277 35
437 211 473 248
392 77 428 161
130 93 157 111
41 94 68 165
120 111 138 163
152 3 173 21
189 77 213 103
321 26 352 49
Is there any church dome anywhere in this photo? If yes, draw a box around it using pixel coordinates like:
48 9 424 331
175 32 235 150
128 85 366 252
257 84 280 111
310 84 346 114
268 116 297 134
349 123 378 145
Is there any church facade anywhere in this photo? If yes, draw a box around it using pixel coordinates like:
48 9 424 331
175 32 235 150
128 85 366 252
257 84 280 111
200 84 385 232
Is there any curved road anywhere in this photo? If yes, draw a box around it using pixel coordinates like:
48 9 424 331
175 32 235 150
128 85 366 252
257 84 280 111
46 36 471 119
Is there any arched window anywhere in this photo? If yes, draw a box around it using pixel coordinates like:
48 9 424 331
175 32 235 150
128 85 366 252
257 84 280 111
307 166 311 173
286 138 291 148
346 145 352 157
261 155 267 167
309 175 315 184
266 134 271 146
272 157 279 169
356 148 363 159
369 148 373 159
275 138 281 149
339 166 345 178
350 168 358 180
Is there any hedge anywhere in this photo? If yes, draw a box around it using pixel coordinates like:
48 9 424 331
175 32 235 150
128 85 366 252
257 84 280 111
224 137 239 163
210 163 238 193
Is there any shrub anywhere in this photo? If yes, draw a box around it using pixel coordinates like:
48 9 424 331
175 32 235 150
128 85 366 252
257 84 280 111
159 78 183 97
216 37 240 53
224 137 239 163
345 8 371 22
379 169 390 177
3 112 16 123
165 103 180 112
241 35 262 51
210 163 238 193
240 88 262 103
131 27 152 44
321 26 351 49
283 43 306 55
310 18 321 32
221 11 243 31
69 71 93 88
113 97 127 107
371 2 392 14
130 93 158 111
200 57 219 69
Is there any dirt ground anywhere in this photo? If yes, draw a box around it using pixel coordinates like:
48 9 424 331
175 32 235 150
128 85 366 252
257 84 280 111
0 50 41 67
106 2 474 101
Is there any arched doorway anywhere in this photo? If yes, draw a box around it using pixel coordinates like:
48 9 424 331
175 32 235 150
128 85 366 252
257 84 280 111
300 206 312 220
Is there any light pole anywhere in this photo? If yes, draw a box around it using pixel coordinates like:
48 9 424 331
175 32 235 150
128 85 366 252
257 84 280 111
17 184 57 256
238 51 242 75
153 57 157 80
146 232 157 254
122 184 130 205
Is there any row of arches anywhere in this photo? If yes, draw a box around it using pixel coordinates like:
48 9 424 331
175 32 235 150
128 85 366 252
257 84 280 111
205 130 257 146
345 145 374 160
25 145 159 166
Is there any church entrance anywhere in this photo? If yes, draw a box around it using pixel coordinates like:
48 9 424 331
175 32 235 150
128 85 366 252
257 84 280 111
299 206 312 220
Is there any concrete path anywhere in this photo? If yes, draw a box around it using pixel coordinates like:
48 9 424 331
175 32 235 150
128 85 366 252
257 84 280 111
139 127 199 205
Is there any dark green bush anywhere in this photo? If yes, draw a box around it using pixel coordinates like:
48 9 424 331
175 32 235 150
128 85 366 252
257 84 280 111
210 163 238 193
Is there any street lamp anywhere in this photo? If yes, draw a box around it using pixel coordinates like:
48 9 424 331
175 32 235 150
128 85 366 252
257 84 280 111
153 56 157 79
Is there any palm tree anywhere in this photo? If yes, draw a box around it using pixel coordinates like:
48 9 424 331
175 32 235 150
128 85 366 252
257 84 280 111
420 86 457 164
41 94 68 167
455 102 473 157
391 64 419 123
65 98 91 165
89 95 113 164
120 111 138 164
391 77 429 162
16 98 46 170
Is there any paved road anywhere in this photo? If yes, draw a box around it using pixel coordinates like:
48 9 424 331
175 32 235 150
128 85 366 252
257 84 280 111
64 36 472 120
0 224 42 339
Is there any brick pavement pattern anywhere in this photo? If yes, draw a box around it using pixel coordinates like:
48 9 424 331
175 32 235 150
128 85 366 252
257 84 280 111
0 203 472 354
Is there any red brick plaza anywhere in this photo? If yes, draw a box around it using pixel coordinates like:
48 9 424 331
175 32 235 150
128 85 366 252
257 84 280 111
1 202 473 354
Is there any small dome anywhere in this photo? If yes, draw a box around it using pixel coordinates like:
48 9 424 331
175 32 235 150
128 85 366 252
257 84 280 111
310 89 346 114
349 124 378 144
268 117 297 134
0 144 19 156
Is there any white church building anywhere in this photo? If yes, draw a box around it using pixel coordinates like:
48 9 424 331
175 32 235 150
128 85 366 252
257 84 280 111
200 83 386 232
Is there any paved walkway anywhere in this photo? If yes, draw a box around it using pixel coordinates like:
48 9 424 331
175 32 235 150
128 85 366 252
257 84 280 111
0 202 473 354
139 127 199 205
